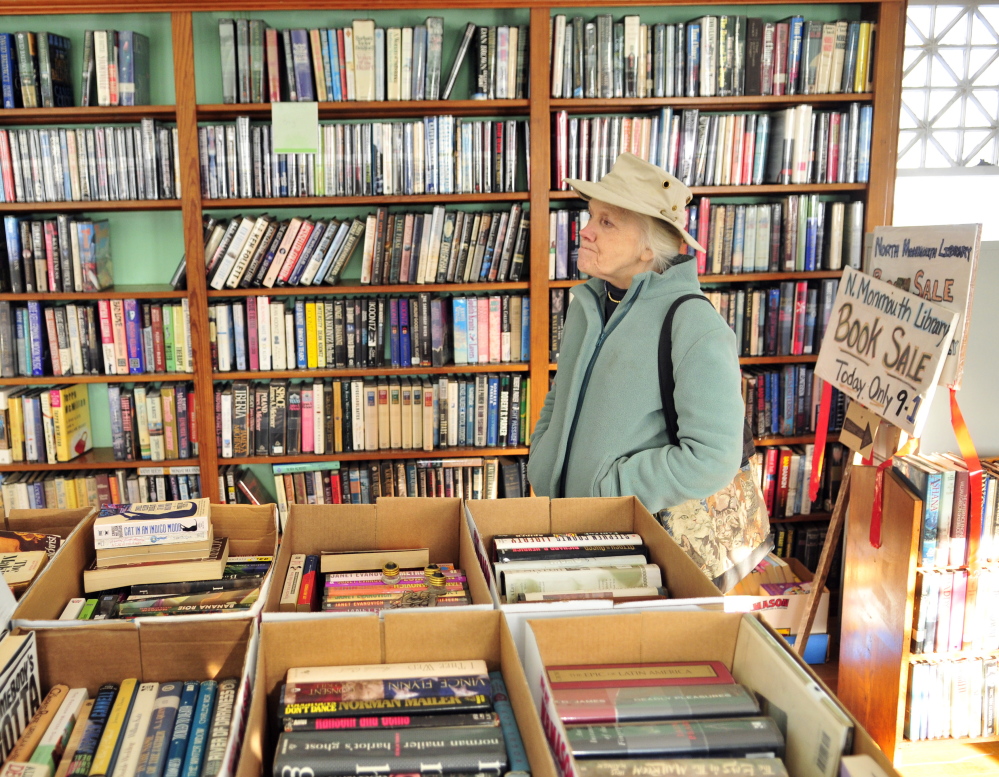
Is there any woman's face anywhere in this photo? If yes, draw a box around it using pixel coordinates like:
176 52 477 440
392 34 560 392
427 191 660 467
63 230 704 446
578 200 654 288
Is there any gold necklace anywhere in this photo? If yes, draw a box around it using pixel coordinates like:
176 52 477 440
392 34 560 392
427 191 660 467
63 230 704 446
606 284 624 303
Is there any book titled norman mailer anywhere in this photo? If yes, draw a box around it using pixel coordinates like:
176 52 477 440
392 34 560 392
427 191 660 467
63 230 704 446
94 498 211 549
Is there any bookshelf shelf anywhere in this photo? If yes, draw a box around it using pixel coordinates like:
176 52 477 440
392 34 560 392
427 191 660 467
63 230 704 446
700 270 844 284
0 285 187 302
225 447 530 466
739 355 819 365
0 0 904 505
755 433 839 446
2 449 199 472
0 200 183 214
0 105 177 124
202 193 530 209
215 364 531 380
550 93 874 114
0 374 195 386
197 99 530 121
549 279 586 289
205 282 530 298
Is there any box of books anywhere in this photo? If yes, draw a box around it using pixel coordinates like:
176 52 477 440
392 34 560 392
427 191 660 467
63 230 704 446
10 501 279 625
264 497 492 617
522 611 900 777
724 556 831 636
0 507 94 600
6 616 257 777
463 496 723 652
234 609 558 777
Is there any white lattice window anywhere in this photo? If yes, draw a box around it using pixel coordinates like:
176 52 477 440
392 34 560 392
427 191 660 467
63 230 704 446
898 2 999 172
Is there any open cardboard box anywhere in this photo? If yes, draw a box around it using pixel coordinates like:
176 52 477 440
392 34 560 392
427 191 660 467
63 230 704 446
15 616 258 777
523 611 899 777
464 496 724 653
12 503 279 626
264 497 492 619
235 609 558 777
724 557 831 635
4 507 97 601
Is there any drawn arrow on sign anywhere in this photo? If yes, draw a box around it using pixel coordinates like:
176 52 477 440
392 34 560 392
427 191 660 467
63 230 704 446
843 416 874 451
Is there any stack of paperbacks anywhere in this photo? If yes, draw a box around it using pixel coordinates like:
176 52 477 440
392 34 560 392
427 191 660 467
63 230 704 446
76 497 267 619
0 530 63 596
550 659 789 777
273 660 524 776
491 532 669 604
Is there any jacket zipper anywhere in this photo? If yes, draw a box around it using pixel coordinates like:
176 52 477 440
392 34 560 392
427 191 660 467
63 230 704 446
555 280 645 497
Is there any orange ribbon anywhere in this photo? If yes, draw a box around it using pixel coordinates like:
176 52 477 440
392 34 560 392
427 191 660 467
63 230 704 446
950 388 983 566
809 380 833 504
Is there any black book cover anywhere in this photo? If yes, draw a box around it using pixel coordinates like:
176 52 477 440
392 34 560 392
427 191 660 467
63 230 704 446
342 380 353 452
254 384 269 457
388 212 405 284
269 380 287 455
333 299 346 368
286 384 302 455
380 213 396 286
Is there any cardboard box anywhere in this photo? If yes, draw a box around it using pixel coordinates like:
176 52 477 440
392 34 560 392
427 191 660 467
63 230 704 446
464 496 723 653
3 507 96 601
724 557 831 635
523 611 899 777
264 497 492 618
16 617 258 777
12 503 279 626
235 609 558 777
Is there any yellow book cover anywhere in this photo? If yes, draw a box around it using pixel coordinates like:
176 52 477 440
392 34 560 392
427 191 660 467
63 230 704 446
88 678 138 777
305 302 318 369
9 392 25 462
50 385 92 463
854 21 871 93
315 301 326 369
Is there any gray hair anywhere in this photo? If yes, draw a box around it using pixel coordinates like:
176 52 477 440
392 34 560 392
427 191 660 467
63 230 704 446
638 214 684 273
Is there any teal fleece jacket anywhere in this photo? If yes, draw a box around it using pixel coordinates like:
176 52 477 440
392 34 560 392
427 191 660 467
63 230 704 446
528 259 744 512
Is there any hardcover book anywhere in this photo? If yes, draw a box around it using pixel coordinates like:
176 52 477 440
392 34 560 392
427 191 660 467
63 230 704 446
548 661 736 689
554 683 760 723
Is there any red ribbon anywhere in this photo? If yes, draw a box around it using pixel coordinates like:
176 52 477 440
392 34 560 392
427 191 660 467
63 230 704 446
950 388 983 566
870 437 918 549
809 380 833 504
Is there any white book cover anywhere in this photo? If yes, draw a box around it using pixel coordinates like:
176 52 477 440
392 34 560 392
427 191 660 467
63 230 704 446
257 294 271 371
111 683 159 777
270 301 286 370
386 27 402 101
284 312 295 371
210 216 254 290
401 27 413 101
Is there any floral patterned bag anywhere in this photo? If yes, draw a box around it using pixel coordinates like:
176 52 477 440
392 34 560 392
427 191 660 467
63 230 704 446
655 294 773 592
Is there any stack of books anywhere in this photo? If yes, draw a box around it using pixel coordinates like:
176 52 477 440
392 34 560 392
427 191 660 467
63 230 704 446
0 529 62 596
548 660 787 775
0 677 238 777
492 532 668 604
273 660 527 776
75 497 269 619
0 31 72 108
727 553 798 596
2 215 112 294
0 384 92 465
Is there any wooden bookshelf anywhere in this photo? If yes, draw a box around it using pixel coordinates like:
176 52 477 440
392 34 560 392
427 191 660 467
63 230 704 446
0 0 905 504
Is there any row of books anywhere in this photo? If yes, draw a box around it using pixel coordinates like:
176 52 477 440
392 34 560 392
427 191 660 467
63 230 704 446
0 384 92 465
706 278 839 358
272 455 522 519
770 520 829 574
743 364 836 439
550 14 875 99
0 528 61 594
0 122 179 204
272 661 520 775
216 464 273 507
759 444 817 519
692 197 864 275
554 104 872 191
905 656 998 742
211 293 529 373
0 467 203 517
215 373 530 460
2 215 114 294
197 117 526 200
108 383 197 463
220 19 527 103
911 569 981 656
1 676 239 777
0 298 193 379
0 30 73 108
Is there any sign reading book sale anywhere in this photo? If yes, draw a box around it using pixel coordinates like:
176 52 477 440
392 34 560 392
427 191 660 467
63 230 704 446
814 267 959 437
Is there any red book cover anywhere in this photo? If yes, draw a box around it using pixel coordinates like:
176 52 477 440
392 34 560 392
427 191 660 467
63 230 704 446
44 220 59 291
546 661 735 690
44 308 62 376
949 570 967 652
329 470 343 503
791 280 808 355
775 445 793 518
188 383 198 446
742 121 756 184
297 554 319 612
336 29 348 100
555 110 568 190
265 28 282 102
950 464 969 567
773 22 790 96
827 112 841 183
150 304 166 372
696 197 710 274
247 298 259 371
762 447 779 513
276 220 315 285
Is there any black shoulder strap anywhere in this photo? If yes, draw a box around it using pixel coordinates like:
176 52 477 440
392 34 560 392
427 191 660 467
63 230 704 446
658 294 755 467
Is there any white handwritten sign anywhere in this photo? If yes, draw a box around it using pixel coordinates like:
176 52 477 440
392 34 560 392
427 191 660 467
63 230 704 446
866 223 981 389
815 267 959 437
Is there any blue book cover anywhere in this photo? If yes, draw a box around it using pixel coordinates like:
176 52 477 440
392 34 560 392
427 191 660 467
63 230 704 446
314 220 348 285
732 206 746 272
4 215 22 293
327 29 342 102
452 297 468 365
118 30 135 106
753 115 770 185
232 303 246 371
431 383 440 449
786 16 806 95
457 380 467 447
15 308 28 375
781 364 795 437
27 301 44 376
465 381 475 445
288 221 326 286
487 374 499 447
686 24 701 97
277 157 288 197
137 681 183 777
804 198 819 272
180 680 217 777
520 298 530 364
857 105 873 183
488 671 529 774
124 299 146 374
389 298 401 367
294 299 307 368
0 33 17 109
893 457 943 567
767 371 778 436
399 297 412 367
319 30 334 101
289 29 315 102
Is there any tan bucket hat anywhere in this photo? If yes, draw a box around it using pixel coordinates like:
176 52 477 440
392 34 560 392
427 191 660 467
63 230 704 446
565 152 705 253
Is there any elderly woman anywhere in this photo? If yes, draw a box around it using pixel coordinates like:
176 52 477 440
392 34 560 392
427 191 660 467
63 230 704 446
528 152 746 521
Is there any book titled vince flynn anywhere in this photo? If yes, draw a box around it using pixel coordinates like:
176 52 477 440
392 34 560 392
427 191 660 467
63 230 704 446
94 498 211 549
